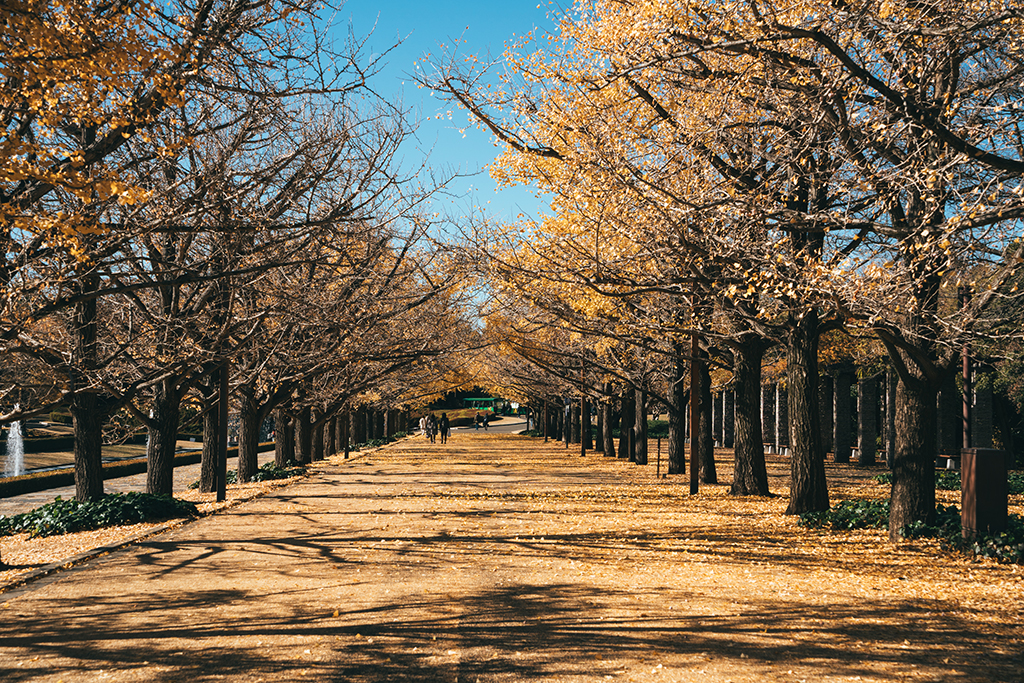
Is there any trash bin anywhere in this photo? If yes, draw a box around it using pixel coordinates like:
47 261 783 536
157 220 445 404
960 448 1008 538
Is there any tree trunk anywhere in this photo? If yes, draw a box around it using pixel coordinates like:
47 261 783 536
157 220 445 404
699 353 717 483
146 378 182 495
71 391 106 502
785 311 830 514
70 272 105 502
635 387 648 465
571 401 581 444
581 396 592 453
326 415 337 455
619 387 634 459
730 338 770 496
216 361 228 502
199 382 219 493
340 409 351 458
274 409 291 467
888 372 938 540
602 385 616 457
237 383 260 483
353 407 366 445
668 351 687 474
296 406 312 464
312 409 324 462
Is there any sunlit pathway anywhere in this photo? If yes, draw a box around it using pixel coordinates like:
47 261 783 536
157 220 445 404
1 433 1020 682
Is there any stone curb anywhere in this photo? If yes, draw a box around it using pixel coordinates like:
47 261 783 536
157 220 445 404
0 446 384 598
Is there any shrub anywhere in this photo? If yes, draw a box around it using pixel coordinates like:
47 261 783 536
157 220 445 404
350 431 408 451
905 506 1024 564
0 492 198 538
647 419 669 438
188 460 305 489
801 498 1023 564
798 498 890 530
250 461 305 482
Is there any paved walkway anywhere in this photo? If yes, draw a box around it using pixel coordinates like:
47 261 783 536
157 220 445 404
0 433 1020 682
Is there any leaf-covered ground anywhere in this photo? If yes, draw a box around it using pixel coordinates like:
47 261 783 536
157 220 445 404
1 433 1021 682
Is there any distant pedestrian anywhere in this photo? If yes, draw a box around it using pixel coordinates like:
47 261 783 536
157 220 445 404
475 413 482 430
427 414 438 444
439 413 450 444
419 415 428 437
482 413 489 430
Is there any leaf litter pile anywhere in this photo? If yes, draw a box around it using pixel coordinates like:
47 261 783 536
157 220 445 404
1 433 1022 682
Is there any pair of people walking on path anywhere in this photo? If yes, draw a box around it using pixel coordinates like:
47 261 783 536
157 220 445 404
419 413 450 444
474 412 489 430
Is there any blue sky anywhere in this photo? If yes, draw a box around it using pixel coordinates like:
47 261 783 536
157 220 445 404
341 1 558 225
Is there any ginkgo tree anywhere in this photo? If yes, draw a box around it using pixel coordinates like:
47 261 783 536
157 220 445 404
431 0 1024 530
427 2 840 507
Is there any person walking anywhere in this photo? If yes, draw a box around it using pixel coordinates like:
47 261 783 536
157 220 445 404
419 415 428 437
439 413 450 444
427 414 438 444
482 412 489 430
474 413 482 430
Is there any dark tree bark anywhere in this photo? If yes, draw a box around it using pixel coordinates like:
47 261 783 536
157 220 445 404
71 391 106 502
888 368 939 540
784 311 830 514
146 378 183 494
699 352 717 483
296 405 312 464
312 409 324 462
668 350 687 474
199 380 220 493
635 387 648 465
353 406 366 445
564 401 571 447
729 337 770 496
340 408 350 458
69 272 106 502
582 396 592 453
602 384 616 457
571 400 581 444
274 409 291 467
619 387 634 459
326 415 337 455
237 382 261 483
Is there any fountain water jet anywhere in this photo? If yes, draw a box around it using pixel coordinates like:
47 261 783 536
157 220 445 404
4 405 24 478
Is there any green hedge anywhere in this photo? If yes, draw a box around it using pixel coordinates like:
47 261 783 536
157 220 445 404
0 442 275 498
0 492 199 538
